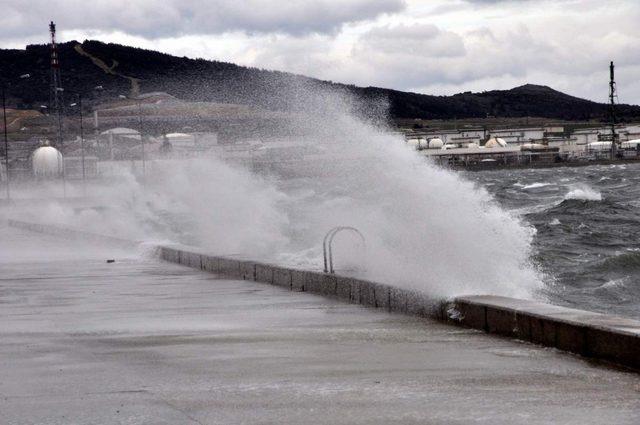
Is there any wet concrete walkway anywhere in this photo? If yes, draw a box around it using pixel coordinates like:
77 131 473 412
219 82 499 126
1 224 640 424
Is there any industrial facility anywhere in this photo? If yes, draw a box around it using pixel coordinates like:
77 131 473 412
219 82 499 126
403 124 640 168
2 23 640 190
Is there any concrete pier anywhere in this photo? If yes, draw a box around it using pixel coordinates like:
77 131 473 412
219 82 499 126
2 223 640 424
6 219 640 371
157 244 640 371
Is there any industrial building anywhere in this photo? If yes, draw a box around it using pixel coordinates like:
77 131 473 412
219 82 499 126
404 124 640 168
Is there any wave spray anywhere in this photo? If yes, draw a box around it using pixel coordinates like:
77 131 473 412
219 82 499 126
19 83 544 300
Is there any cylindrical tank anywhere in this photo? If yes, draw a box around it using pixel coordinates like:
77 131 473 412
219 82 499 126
32 146 63 177
587 141 612 151
520 143 547 150
621 139 640 149
485 137 508 148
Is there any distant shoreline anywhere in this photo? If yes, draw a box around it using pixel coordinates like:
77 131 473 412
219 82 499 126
449 157 640 172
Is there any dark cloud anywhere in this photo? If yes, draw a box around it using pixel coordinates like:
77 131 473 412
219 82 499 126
358 24 465 58
3 0 640 103
0 0 406 39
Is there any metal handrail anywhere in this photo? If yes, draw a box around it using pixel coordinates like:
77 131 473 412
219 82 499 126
322 226 365 273
322 227 340 272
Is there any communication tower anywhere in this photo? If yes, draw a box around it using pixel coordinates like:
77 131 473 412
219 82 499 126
49 21 64 149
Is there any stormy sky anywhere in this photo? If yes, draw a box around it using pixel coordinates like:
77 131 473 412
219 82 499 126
2 0 639 104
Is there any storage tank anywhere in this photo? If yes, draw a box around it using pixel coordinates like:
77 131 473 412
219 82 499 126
587 141 612 151
101 127 141 141
428 138 444 149
165 132 196 147
621 139 640 149
417 137 430 150
406 138 420 149
485 137 508 148
32 146 63 177
520 143 547 150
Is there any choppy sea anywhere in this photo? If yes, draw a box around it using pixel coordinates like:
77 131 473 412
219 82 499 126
468 163 640 319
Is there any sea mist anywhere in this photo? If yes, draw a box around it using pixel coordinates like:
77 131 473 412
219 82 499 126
6 82 544 300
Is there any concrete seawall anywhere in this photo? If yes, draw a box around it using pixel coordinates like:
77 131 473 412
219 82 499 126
157 244 640 370
452 295 640 370
7 219 640 371
157 244 442 319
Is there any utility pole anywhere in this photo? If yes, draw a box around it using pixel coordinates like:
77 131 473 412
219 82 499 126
79 95 85 184
609 61 618 159
2 73 30 201
2 87 9 200
69 92 88 194
137 99 146 180
75 94 86 193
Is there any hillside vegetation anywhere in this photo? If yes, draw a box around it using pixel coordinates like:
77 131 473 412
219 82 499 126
1 40 638 121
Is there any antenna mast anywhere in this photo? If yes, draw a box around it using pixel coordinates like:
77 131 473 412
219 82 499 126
609 61 618 158
49 21 64 149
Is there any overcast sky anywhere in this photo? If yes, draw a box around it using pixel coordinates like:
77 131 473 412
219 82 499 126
2 0 639 104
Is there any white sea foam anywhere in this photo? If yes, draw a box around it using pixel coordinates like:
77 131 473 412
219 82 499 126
564 185 602 201
598 278 627 289
522 182 554 190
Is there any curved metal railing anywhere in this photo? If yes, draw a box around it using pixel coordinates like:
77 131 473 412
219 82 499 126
322 226 365 273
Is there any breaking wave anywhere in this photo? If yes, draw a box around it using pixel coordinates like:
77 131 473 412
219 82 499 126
9 84 545 301
564 185 602 201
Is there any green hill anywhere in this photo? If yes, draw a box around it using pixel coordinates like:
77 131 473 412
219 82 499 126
1 40 637 121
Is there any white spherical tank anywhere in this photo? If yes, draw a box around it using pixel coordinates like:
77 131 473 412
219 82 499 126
417 137 430 150
32 146 63 177
406 138 420 149
428 138 444 149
